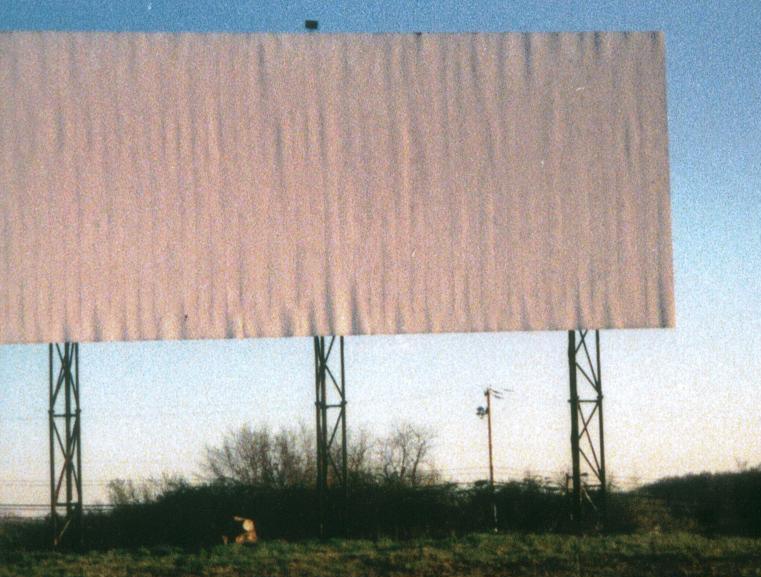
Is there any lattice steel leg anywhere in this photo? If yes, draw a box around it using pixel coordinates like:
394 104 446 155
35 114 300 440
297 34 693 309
567 330 606 531
314 336 348 537
49 343 83 548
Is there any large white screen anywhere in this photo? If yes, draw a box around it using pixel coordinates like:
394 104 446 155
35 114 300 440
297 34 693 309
0 32 673 343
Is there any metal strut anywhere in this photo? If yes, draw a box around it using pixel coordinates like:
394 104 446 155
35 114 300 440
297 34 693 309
48 342 83 548
567 330 607 531
314 336 348 537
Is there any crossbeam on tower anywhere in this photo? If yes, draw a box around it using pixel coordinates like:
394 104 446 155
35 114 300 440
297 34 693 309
48 342 83 548
314 336 348 537
567 330 607 531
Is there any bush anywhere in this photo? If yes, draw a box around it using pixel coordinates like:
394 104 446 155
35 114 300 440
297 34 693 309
605 493 688 534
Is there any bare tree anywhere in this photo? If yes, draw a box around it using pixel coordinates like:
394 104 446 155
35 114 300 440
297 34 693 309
108 473 187 505
271 424 316 487
348 427 374 478
376 422 439 487
329 426 375 485
203 421 437 488
203 424 317 488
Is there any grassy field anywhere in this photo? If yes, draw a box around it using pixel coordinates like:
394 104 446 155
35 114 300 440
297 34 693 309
1 533 761 577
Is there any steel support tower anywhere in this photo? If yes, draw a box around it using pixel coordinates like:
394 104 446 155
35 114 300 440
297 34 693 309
48 342 83 548
567 330 607 531
314 336 348 537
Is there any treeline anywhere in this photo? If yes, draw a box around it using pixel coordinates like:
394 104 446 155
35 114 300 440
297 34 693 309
20 470 757 550
633 468 761 536
7 470 760 551
85 480 571 549
2 423 760 550
0 479 567 550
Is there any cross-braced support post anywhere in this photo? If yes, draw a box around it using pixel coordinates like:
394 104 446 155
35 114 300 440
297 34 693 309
567 330 606 531
49 343 83 548
314 336 348 537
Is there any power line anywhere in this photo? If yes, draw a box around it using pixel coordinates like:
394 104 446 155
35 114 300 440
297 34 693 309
0 407 263 423
0 503 113 509
0 469 665 488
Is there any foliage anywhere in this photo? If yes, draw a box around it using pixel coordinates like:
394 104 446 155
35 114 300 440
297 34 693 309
201 422 440 489
0 517 49 551
108 473 189 506
7 441 761 554
86 483 466 548
637 467 761 536
375 423 439 487
83 466 761 549
605 493 690 534
8 468 761 552
204 424 317 488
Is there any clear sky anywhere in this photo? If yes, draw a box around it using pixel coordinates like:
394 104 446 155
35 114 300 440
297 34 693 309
1 1 760 509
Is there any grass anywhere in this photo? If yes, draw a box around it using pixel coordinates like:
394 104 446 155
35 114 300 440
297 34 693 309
1 533 761 576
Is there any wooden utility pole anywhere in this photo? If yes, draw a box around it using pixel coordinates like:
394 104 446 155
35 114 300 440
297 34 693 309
485 388 497 531
478 387 509 531
486 389 495 484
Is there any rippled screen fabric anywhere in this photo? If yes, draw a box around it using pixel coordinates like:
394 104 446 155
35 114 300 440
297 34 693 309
0 32 673 344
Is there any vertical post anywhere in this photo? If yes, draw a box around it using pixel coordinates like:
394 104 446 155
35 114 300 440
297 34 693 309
48 344 56 542
567 330 607 532
486 389 494 489
339 337 349 533
319 339 329 532
65 345 73 520
314 336 348 537
74 344 83 538
595 331 607 525
314 337 325 537
486 389 498 531
567 331 582 529
49 342 83 548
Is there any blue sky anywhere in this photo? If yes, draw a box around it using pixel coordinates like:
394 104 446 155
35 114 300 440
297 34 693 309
0 1 760 507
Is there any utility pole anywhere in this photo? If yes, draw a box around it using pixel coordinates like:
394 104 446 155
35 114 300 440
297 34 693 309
486 389 495 491
477 387 510 532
